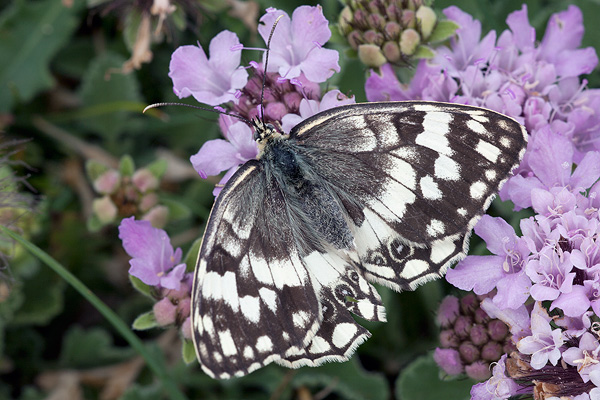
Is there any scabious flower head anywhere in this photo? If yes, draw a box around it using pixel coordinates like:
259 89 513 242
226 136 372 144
171 5 354 196
434 293 515 381
338 0 457 67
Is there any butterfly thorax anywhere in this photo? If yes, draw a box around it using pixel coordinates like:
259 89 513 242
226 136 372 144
261 138 355 253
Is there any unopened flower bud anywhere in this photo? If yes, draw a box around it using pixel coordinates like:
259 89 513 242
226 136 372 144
143 205 169 228
400 28 420 56
458 342 480 364
181 316 192 339
465 361 492 381
139 193 159 212
481 341 503 361
363 29 384 45
382 41 401 63
347 31 362 50
283 92 303 110
440 329 460 348
265 102 287 121
354 8 368 25
437 295 459 327
339 6 353 34
434 348 464 375
488 319 509 341
416 6 436 39
454 315 472 338
154 297 177 326
368 13 385 29
93 196 117 223
402 10 415 28
474 307 490 324
93 169 120 194
460 293 478 313
470 324 489 346
384 21 401 37
358 44 387 68
133 168 159 193
177 297 191 319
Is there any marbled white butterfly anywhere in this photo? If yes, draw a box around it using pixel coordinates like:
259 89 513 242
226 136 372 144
191 100 528 379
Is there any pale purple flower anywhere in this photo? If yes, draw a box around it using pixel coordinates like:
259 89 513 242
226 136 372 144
526 246 575 302
516 303 564 369
281 90 355 132
446 215 530 309
118 217 187 290
190 121 258 196
258 6 340 82
470 355 521 400
563 332 600 383
169 30 249 105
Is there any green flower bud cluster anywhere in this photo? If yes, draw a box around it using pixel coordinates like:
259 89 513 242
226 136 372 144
338 0 458 68
435 293 517 381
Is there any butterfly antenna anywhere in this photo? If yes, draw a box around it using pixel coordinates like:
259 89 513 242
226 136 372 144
259 14 284 126
143 102 252 125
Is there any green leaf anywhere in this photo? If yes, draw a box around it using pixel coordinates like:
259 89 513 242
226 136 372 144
78 51 143 137
184 238 203 272
294 358 389 400
0 0 82 111
85 159 111 182
119 155 136 177
132 311 158 330
395 354 474 400
413 45 436 59
182 339 196 364
146 159 168 179
129 275 154 298
161 198 192 221
87 213 106 232
59 326 135 368
428 20 460 43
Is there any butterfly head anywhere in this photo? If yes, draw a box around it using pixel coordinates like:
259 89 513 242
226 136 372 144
252 117 288 156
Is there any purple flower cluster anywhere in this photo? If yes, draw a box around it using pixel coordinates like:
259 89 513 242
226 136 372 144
118 217 193 337
380 4 600 399
169 5 352 196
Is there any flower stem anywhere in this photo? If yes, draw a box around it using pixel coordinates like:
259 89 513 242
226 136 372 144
2 226 188 400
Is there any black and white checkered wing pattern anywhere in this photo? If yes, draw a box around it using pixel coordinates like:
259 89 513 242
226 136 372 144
290 101 527 292
192 160 385 379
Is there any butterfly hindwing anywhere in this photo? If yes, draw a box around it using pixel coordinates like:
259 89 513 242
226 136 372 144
289 101 527 291
193 159 386 378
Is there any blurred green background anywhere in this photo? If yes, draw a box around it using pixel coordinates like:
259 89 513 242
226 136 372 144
1 0 599 399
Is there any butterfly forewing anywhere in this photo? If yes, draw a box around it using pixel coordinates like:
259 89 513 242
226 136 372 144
289 101 527 291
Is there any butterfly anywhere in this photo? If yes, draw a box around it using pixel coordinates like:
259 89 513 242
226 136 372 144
190 100 528 379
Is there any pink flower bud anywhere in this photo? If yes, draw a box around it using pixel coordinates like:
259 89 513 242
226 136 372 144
93 169 120 194
153 297 177 326
181 317 192 339
92 196 117 223
142 205 169 228
133 168 159 193
139 193 159 212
